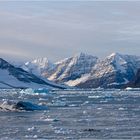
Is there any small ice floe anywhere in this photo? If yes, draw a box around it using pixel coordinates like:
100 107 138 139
38 102 48 106
68 104 77 107
33 135 38 138
0 100 16 111
15 101 48 111
20 88 34 94
88 95 101 99
43 118 59 122
54 128 72 134
25 135 38 138
83 110 87 114
97 108 102 110
84 101 89 104
49 100 67 107
20 88 51 95
61 98 67 101
81 101 90 106
40 115 59 122
118 107 125 110
0 100 48 111
34 88 50 93
125 87 133 91
125 87 140 91
27 126 35 131
39 98 47 101
34 88 51 95
100 100 108 103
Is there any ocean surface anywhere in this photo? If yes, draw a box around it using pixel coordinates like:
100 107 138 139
0 88 140 140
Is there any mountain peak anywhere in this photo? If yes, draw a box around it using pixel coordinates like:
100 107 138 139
32 57 50 65
48 52 98 83
0 58 8 63
25 57 54 69
107 52 121 59
0 58 65 89
75 52 87 57
0 58 5 61
74 52 94 58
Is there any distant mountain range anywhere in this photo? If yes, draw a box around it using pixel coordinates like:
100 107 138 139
1 52 140 89
21 53 98 85
19 52 140 89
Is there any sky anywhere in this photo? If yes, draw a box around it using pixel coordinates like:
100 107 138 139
0 1 140 62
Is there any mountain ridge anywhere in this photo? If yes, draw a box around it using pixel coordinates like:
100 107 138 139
0 58 65 89
77 53 140 88
12 52 140 89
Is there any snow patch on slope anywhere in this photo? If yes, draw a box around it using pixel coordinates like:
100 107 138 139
22 57 55 76
49 52 98 83
107 53 127 73
65 74 91 86
0 69 51 89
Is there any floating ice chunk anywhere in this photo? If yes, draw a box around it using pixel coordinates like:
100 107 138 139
34 88 49 93
15 101 48 111
0 100 16 111
39 98 46 101
49 100 67 107
33 135 38 138
20 88 34 94
83 110 87 114
68 104 77 107
118 107 125 110
25 135 30 138
27 126 35 131
0 100 48 111
20 88 50 95
43 118 59 122
88 95 101 99
97 108 102 110
125 87 133 91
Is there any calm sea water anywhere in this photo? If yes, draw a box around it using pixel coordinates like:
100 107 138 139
0 88 140 140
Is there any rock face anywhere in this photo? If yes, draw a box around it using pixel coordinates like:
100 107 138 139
77 53 140 88
0 58 65 89
48 53 98 84
134 69 140 86
128 69 140 88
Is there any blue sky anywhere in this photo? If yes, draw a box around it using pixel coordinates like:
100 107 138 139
0 1 140 62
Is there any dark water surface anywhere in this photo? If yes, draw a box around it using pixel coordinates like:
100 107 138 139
0 89 140 139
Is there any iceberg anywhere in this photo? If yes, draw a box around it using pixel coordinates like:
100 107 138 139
0 100 48 111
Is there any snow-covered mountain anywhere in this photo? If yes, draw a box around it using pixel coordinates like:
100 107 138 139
0 58 65 89
77 53 140 88
21 53 98 86
47 53 98 84
21 57 55 76
17 52 140 88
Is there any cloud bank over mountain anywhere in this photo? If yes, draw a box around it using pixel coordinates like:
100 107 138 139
0 1 140 61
